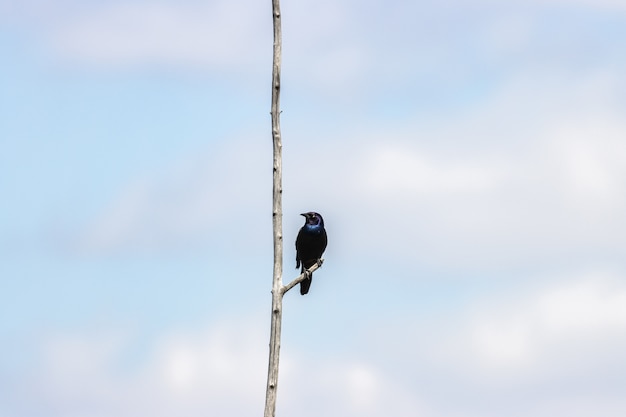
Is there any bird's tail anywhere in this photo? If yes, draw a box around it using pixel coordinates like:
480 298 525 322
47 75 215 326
300 270 313 295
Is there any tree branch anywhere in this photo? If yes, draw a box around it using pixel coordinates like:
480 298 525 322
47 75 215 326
264 0 283 416
281 260 324 295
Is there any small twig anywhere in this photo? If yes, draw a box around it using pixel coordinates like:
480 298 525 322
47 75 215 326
281 259 324 295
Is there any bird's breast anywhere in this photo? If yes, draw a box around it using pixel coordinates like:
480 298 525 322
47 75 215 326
304 225 324 234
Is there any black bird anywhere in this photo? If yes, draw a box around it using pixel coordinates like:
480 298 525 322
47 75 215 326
295 212 328 295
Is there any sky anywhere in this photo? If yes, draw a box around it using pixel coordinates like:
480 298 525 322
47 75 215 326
2 0 626 416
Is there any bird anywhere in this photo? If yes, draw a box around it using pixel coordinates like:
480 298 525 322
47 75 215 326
295 212 328 295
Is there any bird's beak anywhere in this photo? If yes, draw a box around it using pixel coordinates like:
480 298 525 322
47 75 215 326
300 213 307 217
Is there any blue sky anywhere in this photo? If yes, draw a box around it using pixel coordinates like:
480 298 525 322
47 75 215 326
2 0 626 416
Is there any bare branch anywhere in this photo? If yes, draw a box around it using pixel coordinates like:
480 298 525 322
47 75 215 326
281 260 325 295
264 0 283 416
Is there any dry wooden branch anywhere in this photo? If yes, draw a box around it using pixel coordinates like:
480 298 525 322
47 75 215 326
264 0 283 416
281 260 324 295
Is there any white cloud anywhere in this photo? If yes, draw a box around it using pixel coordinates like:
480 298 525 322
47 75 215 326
328 70 626 269
77 71 626 270
20 320 266 417
434 269 626 380
48 1 270 71
6 270 625 417
6 318 424 417
541 0 626 10
550 120 626 208
361 145 505 194
279 358 424 417
347 268 626 417
5 0 624 101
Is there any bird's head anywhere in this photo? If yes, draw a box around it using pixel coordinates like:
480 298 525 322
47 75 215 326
301 212 324 227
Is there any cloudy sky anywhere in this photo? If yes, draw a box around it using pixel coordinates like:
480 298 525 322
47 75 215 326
2 0 626 416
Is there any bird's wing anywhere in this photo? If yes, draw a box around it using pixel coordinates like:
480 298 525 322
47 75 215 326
295 227 304 268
